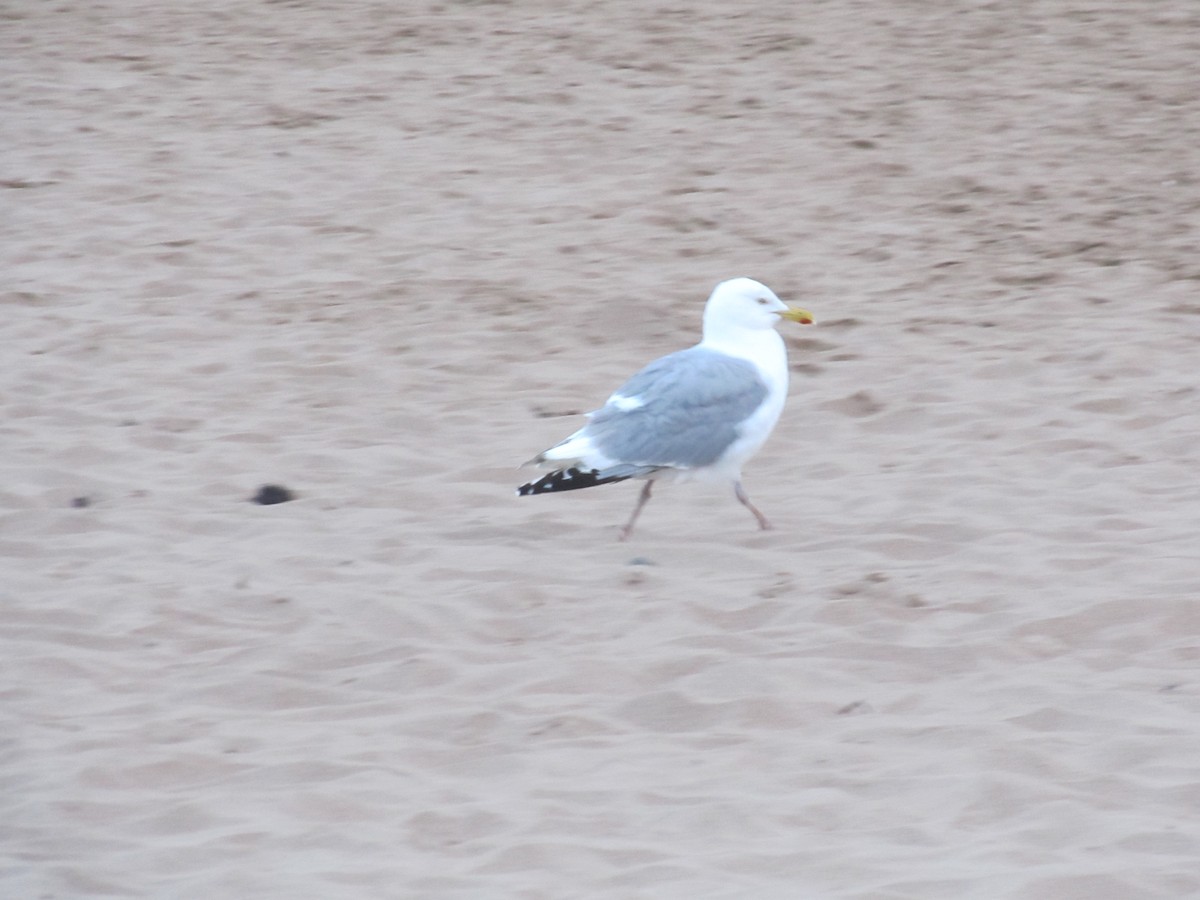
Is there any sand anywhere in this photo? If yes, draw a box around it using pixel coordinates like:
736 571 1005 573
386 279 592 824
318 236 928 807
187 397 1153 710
3 1 1200 897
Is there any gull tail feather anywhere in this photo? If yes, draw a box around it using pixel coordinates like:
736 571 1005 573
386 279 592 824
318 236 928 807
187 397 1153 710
517 467 631 496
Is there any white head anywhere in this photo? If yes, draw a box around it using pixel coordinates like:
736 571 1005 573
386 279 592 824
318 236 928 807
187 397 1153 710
702 277 814 337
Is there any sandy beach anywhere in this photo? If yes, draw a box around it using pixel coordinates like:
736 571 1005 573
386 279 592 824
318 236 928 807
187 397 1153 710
4 1 1200 897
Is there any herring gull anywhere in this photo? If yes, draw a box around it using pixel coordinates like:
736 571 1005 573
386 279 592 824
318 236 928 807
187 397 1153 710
518 277 814 540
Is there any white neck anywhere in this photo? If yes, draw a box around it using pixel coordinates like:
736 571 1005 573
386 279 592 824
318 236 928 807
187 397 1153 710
698 327 789 394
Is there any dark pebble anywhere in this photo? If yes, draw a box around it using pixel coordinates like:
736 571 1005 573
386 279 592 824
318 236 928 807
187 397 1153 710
252 484 295 505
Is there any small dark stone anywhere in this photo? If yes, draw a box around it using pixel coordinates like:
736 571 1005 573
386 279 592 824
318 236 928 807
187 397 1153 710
252 484 295 505
71 496 91 508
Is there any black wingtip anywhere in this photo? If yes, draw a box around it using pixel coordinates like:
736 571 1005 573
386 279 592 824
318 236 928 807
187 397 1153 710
517 467 631 495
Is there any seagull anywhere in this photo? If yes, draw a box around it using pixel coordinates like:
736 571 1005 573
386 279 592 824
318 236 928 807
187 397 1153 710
518 277 814 540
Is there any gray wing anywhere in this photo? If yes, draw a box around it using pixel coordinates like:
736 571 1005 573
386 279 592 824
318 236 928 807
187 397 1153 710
584 347 768 469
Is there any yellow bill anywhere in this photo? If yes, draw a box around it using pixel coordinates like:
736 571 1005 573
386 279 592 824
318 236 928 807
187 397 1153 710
776 306 815 325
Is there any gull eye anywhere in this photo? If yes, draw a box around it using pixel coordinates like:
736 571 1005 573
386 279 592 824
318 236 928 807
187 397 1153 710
756 297 769 305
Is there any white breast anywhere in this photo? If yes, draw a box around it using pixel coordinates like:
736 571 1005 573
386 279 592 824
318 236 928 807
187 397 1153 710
695 328 790 481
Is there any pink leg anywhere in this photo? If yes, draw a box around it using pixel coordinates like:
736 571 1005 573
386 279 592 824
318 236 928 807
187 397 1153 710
618 481 654 541
735 480 772 531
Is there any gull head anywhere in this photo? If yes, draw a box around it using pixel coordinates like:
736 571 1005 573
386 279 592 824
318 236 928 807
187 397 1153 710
703 277 815 335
